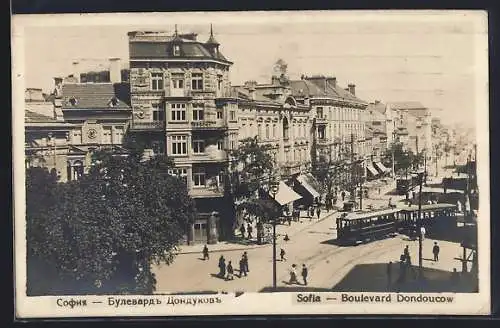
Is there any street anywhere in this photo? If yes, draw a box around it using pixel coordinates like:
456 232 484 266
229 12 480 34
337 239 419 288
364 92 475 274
152 168 471 294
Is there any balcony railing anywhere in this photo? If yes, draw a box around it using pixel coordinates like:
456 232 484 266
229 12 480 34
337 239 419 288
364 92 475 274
130 121 165 131
317 138 329 145
189 185 224 198
315 117 328 124
191 120 227 130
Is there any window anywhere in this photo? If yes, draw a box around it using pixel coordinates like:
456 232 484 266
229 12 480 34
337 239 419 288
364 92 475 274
169 168 187 185
217 108 223 119
241 124 246 138
217 139 224 150
257 124 262 139
217 75 223 90
114 126 124 144
72 129 82 144
229 110 236 121
230 134 237 150
193 167 206 186
265 124 270 140
152 103 165 121
317 107 324 119
102 126 112 144
192 140 205 154
191 73 203 90
171 103 186 121
192 104 204 121
273 124 277 139
171 73 185 88
171 135 187 155
151 72 164 91
173 45 181 56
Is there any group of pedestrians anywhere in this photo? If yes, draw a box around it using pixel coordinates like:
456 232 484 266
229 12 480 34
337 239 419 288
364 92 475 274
239 223 253 240
288 263 309 286
214 251 250 281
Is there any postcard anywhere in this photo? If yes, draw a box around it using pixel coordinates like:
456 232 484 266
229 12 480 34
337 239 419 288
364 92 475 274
12 10 490 317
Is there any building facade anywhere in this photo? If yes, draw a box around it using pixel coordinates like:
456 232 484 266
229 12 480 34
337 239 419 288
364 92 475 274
127 27 239 244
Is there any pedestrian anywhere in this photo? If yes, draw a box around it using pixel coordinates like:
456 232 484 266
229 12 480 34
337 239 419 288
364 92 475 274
280 248 286 261
226 261 234 280
242 251 249 272
218 255 226 278
284 234 290 242
240 224 246 238
202 244 209 260
308 206 314 220
387 261 393 288
239 256 247 277
287 216 292 226
388 198 394 208
301 264 308 286
341 191 345 202
404 245 410 260
247 224 253 239
420 226 426 240
289 264 298 285
432 241 440 261
316 206 321 220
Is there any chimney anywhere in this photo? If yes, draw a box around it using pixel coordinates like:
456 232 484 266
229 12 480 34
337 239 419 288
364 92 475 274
326 76 337 88
72 61 80 83
348 83 356 96
109 58 122 83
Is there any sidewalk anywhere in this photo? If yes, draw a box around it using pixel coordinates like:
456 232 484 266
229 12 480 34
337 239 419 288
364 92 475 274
175 209 339 255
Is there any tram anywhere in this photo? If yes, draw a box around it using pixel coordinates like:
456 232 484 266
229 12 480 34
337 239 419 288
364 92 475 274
398 203 457 239
336 208 402 245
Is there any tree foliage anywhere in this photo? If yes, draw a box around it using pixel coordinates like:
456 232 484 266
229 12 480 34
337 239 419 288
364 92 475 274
26 150 195 295
382 142 421 175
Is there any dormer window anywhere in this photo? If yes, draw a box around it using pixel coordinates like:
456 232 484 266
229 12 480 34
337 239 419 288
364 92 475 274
108 97 119 107
173 45 181 56
69 97 78 106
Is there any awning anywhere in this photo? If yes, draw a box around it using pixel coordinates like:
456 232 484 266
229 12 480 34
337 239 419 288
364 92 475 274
296 174 321 199
374 161 390 173
366 164 379 176
270 181 302 205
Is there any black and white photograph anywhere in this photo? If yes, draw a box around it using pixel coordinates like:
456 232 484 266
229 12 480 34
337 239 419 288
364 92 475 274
12 11 490 317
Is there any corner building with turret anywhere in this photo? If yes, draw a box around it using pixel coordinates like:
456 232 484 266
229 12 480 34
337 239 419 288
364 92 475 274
127 27 239 245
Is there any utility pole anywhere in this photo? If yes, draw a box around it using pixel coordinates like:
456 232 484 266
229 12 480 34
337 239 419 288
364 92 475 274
417 171 424 278
350 133 355 203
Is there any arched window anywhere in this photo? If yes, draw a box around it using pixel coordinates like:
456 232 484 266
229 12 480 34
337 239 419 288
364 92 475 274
283 117 289 140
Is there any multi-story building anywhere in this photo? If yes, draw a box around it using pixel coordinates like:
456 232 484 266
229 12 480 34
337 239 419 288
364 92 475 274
25 64 132 182
387 101 433 157
127 27 239 244
287 75 369 188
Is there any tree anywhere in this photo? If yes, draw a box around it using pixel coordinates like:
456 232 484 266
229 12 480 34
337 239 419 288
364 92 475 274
382 142 415 176
225 136 276 235
26 150 195 295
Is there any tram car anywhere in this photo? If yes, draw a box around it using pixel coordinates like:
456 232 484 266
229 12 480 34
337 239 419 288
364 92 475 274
398 203 457 239
336 203 458 245
336 208 402 245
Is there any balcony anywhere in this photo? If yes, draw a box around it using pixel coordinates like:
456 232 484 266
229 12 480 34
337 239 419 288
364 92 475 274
189 185 224 198
315 117 328 125
317 138 330 146
281 161 302 176
191 120 227 130
192 150 228 163
130 121 165 131
165 89 192 98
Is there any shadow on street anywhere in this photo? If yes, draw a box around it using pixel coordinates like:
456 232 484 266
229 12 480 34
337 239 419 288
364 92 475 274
331 263 478 293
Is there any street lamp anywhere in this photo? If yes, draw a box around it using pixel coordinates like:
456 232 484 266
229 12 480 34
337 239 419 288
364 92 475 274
269 178 280 291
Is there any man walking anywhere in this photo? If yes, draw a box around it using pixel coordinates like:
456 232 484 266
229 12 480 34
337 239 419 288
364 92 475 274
242 251 249 272
280 248 286 261
433 242 440 261
301 264 308 286
239 256 247 277
202 244 209 260
316 206 321 220
239 224 246 239
247 224 253 240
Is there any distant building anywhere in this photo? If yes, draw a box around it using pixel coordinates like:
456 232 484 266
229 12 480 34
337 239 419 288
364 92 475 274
387 101 433 157
25 61 132 182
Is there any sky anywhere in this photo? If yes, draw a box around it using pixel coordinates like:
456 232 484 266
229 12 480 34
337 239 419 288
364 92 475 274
17 11 488 129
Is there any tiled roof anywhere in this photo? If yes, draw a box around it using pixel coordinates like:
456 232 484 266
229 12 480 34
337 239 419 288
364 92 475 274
289 79 367 104
367 101 386 115
387 101 427 110
25 110 57 123
129 35 231 63
61 83 130 110
230 86 283 106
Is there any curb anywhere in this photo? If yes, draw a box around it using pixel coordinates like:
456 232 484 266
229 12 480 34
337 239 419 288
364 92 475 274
175 210 338 255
